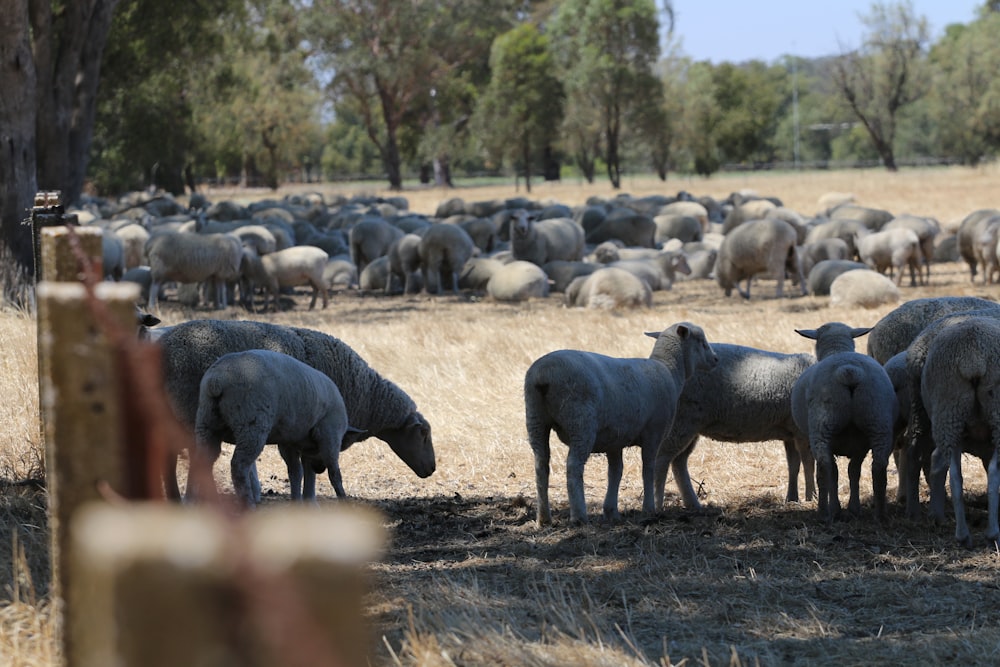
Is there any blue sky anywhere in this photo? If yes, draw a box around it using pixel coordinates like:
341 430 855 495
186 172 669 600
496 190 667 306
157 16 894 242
672 0 985 64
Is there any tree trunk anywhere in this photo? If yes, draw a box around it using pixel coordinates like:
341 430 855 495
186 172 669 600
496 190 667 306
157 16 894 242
0 0 39 276
522 139 532 194
605 109 622 189
382 124 403 190
433 156 452 187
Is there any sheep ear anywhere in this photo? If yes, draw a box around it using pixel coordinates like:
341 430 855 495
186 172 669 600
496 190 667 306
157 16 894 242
850 327 873 338
675 323 690 339
796 328 819 340
645 331 661 339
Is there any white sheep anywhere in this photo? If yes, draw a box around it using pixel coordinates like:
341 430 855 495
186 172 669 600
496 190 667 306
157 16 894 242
791 323 897 522
855 227 923 286
715 218 805 299
192 350 363 507
565 266 652 310
829 269 900 309
920 317 1000 546
509 210 586 266
485 260 550 302
145 231 244 311
240 245 330 311
654 343 816 511
525 322 718 525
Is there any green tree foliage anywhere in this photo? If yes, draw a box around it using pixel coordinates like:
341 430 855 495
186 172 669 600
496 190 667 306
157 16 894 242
832 1 930 171
473 24 564 192
711 61 786 165
551 0 663 188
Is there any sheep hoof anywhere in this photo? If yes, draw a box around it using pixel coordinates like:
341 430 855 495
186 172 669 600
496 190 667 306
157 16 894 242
956 534 974 549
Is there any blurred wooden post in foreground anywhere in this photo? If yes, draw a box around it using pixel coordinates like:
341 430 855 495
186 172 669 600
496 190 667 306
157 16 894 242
72 503 386 667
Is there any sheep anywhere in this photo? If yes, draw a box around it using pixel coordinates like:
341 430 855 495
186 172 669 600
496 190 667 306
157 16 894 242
715 218 805 299
156 319 436 501
805 260 869 297
721 199 776 234
829 270 900 309
459 257 504 292
510 210 586 266
192 350 363 507
485 260 550 302
678 247 717 281
882 214 939 285
855 227 922 287
542 260 600 293
358 255 391 291
240 245 329 311
565 267 652 310
230 224 278 256
919 317 1000 546
657 201 709 233
973 217 1000 284
829 203 894 231
459 217 498 254
323 254 358 291
348 217 404 274
525 322 718 525
114 222 151 270
653 213 703 245
101 229 126 281
584 208 657 248
145 231 244 311
387 233 424 295
804 219 869 260
956 208 1000 282
800 238 850 279
791 323 897 522
653 343 816 511
865 296 998 364
418 223 476 294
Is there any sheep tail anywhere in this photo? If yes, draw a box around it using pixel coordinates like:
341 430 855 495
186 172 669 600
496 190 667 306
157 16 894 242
833 364 864 389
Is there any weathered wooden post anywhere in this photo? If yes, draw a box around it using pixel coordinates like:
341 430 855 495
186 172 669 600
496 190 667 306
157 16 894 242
72 503 386 667
29 191 82 284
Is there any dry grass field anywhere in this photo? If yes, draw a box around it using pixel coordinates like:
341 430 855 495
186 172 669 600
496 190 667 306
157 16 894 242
3 166 1000 666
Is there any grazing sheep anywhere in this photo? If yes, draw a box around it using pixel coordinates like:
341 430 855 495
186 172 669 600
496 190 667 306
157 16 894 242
829 270 900 309
721 199 776 234
800 238 851 279
231 224 278 256
654 213 703 245
855 227 923 287
323 254 358 291
882 214 939 285
349 217 404 274
418 223 476 294
240 245 329 311
584 208 657 248
192 350 362 506
565 267 652 310
654 343 816 511
156 319 436 501
791 323 897 522
526 322 718 525
100 230 126 281
145 231 244 311
920 317 1000 546
486 260 550 302
866 296 998 364
956 208 1000 282
657 201 709 233
806 260 869 297
542 260 601 293
804 219 869 260
387 233 424 295
678 248 717 281
715 218 805 299
510 210 586 266
358 255 391 291
829 203 894 231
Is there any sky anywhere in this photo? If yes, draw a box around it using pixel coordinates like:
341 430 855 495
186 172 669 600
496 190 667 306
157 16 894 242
672 0 985 65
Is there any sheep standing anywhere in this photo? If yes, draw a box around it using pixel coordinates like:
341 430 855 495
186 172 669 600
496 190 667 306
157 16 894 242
145 231 243 311
654 344 816 511
387 233 424 295
349 217 404 275
791 323 897 522
865 296 998 364
715 218 805 299
855 227 923 287
525 322 718 525
956 208 1000 282
920 317 1000 546
193 350 362 507
156 319 436 501
240 245 330 311
510 210 585 266
882 214 939 285
418 223 475 294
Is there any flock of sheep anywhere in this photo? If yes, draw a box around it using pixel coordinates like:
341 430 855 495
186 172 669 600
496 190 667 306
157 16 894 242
70 186 1000 548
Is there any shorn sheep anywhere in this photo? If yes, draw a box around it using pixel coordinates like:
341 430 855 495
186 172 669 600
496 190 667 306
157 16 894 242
565 267 653 310
144 231 243 311
240 245 330 311
654 343 816 511
509 210 586 266
193 350 363 507
828 269 900 309
715 218 805 299
920 317 1000 546
791 323 897 523
418 223 476 294
156 319 435 501
866 296 997 364
525 322 718 525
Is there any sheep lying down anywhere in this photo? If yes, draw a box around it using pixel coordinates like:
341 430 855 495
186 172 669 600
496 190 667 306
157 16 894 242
192 349 364 506
525 322 718 525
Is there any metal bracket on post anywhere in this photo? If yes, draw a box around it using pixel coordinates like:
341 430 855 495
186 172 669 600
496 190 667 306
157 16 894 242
29 191 79 284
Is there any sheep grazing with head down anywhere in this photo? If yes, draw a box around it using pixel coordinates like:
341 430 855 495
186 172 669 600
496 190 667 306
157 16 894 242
192 349 364 507
654 343 816 511
525 322 718 526
715 217 805 299
791 323 897 523
240 245 330 311
144 231 244 311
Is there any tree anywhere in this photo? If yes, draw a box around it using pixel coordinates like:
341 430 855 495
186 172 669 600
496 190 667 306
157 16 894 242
832 1 930 171
551 0 663 188
473 24 564 192
711 61 786 165
1 0 119 280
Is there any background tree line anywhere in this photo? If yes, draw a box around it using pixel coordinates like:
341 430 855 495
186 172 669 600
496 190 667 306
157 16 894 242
4 0 1000 281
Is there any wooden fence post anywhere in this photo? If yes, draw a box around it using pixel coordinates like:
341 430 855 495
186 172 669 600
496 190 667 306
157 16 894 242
36 280 140 666
72 503 386 667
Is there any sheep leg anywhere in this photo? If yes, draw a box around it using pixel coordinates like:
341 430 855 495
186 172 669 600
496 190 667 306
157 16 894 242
278 444 304 500
655 433 699 510
798 439 817 501
987 448 1000 544
846 455 863 517
565 440 593 525
603 449 624 522
639 439 658 515
528 422 553 527
186 435 223 502
668 442 703 510
870 448 890 522
948 445 972 547
231 436 268 508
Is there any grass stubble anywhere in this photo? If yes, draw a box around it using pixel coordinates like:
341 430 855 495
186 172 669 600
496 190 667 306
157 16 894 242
3 166 1000 666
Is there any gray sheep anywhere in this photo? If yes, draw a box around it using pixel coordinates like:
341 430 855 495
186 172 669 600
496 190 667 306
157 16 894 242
156 319 436 501
829 270 900 309
359 255 391 292
145 231 244 311
654 343 816 511
541 260 600 293
192 349 362 506
791 323 897 522
866 296 998 364
715 218 805 299
855 227 923 287
418 223 476 294
565 266 652 310
240 245 330 311
920 317 1000 546
956 208 1000 282
585 208 657 248
387 233 424 295
653 213 703 245
525 322 718 525
349 217 404 274
805 260 868 297
804 219 869 260
486 260 550 302
459 257 505 292
829 203 894 230
882 214 939 285
510 210 585 266
800 238 850 279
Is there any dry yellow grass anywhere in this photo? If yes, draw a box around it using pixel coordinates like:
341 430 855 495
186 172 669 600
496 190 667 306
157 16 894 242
4 166 1000 666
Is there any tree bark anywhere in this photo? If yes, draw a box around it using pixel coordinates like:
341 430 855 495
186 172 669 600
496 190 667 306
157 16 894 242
0 0 39 274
